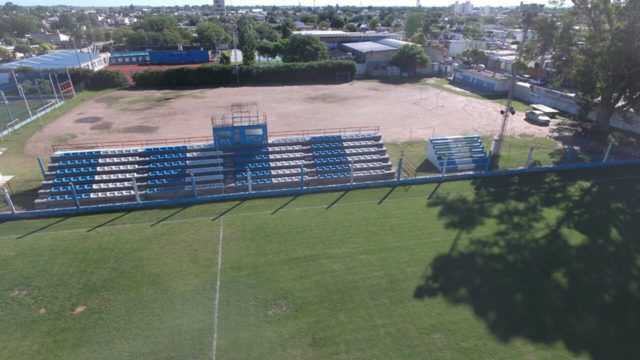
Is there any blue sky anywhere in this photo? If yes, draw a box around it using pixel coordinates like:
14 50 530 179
13 0 555 8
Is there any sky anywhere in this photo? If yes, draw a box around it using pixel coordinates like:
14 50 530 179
12 0 555 8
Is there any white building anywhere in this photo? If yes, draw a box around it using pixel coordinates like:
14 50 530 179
214 0 226 16
452 1 474 15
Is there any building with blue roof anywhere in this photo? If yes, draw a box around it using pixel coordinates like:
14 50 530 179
0 50 109 71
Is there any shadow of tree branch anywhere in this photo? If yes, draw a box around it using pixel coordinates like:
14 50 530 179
415 166 640 359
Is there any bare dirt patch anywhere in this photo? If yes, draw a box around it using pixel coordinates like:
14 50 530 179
121 125 158 134
75 116 103 124
37 307 47 315
72 305 87 315
90 121 113 131
26 82 552 157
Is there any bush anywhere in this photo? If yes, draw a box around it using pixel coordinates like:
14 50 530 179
132 61 356 88
68 68 128 90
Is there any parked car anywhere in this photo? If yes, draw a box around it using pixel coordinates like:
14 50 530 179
530 78 547 86
525 110 551 126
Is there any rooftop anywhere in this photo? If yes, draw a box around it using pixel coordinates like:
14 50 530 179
340 41 396 53
0 50 104 70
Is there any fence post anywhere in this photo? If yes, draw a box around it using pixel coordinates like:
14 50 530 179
442 157 449 177
396 156 403 182
132 177 141 203
247 169 252 193
299 165 305 189
0 90 14 125
37 157 46 178
12 70 32 119
485 150 493 172
48 73 59 103
191 173 197 198
525 147 534 170
2 187 16 214
602 143 613 162
566 145 574 163
69 182 80 209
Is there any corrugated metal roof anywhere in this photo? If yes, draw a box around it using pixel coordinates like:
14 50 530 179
376 39 415 49
0 50 104 70
340 41 396 53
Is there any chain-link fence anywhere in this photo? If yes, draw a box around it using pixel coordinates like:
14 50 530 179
0 68 73 137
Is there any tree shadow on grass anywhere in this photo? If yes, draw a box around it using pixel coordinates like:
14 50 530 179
415 166 640 359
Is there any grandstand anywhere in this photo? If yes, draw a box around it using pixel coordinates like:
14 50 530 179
34 105 394 209
426 135 490 172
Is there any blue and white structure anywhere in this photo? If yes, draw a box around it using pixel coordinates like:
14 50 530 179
35 106 394 209
1 50 109 71
426 135 490 173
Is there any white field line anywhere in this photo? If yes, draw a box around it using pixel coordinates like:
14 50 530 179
212 217 223 360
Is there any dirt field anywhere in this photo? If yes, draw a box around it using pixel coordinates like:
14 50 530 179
26 81 553 157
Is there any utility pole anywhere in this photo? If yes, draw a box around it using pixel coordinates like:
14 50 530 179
232 26 239 83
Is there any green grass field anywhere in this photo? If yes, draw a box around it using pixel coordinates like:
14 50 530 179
1 166 638 360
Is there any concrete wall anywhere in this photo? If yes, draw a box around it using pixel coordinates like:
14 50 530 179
513 84 640 135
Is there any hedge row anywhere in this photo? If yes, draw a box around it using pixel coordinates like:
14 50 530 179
131 61 357 88
68 68 128 90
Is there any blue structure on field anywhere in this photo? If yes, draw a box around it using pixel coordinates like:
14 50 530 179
109 50 210 66
109 51 150 65
426 135 490 172
148 50 210 65
33 104 394 209
211 104 268 148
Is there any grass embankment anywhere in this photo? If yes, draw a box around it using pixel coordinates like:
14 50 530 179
0 90 111 178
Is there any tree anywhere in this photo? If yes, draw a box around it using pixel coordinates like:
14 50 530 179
410 33 427 45
462 48 488 65
254 22 281 42
54 13 77 32
532 16 557 66
344 23 357 32
0 47 12 60
390 44 430 77
14 43 32 54
404 13 424 38
369 17 381 30
280 18 294 39
330 16 345 29
196 21 230 50
8 15 38 37
559 0 640 138
256 40 282 60
281 34 329 63
237 16 256 65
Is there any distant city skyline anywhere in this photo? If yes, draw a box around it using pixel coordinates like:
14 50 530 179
11 0 556 8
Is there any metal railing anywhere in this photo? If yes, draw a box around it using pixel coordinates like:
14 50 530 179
51 126 381 153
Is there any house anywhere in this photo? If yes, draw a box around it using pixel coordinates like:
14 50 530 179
30 32 71 46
